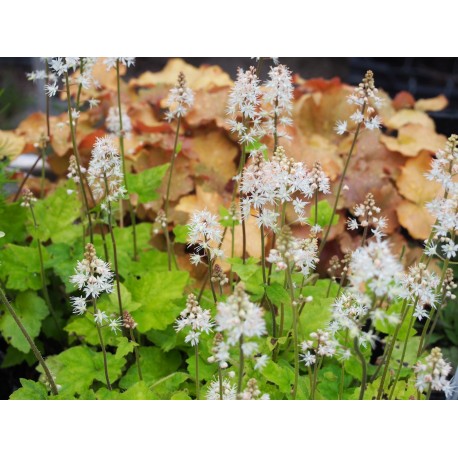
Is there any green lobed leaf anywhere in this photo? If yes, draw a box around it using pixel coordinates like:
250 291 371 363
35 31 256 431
186 354 217 382
0 290 49 353
92 223 153 277
0 202 27 247
45 241 84 292
126 164 169 204
308 200 339 228
173 224 189 244
115 336 138 360
37 346 126 396
219 206 240 228
0 244 45 291
65 314 117 347
119 346 181 390
266 283 291 306
96 381 156 400
10 379 49 400
30 184 81 243
149 372 189 400
125 270 189 332
261 360 292 395
171 391 192 400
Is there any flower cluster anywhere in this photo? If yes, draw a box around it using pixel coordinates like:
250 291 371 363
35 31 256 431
106 106 132 138
20 188 37 208
349 238 403 299
227 67 263 144
153 209 168 235
334 70 382 135
70 243 114 304
103 57 136 70
426 133 458 194
328 291 371 336
215 283 266 346
240 146 330 229
300 329 337 366
267 226 318 277
187 209 223 264
399 263 440 321
122 311 138 329
67 155 86 184
441 268 457 303
262 64 294 141
347 193 387 240
207 332 230 369
240 378 270 400
87 136 127 210
414 347 453 395
206 378 237 400
174 293 214 346
69 244 121 333
211 264 229 287
45 57 99 98
424 135 458 260
165 72 195 122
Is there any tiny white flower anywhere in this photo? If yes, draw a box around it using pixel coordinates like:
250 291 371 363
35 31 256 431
334 120 347 135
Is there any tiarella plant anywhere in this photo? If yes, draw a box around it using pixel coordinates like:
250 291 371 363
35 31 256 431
1 57 457 401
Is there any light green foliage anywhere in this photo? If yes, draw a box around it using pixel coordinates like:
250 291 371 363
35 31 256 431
0 202 27 247
186 353 216 382
125 270 189 332
149 373 189 400
45 241 84 292
93 222 153 276
0 291 48 352
96 381 156 400
261 359 309 399
173 224 189 243
30 184 81 243
65 314 117 347
375 301 416 341
317 364 354 400
0 244 45 291
146 326 178 352
126 164 169 204
10 379 49 400
120 346 181 389
266 283 291 306
37 346 126 396
115 336 138 359
308 200 339 227
219 206 240 228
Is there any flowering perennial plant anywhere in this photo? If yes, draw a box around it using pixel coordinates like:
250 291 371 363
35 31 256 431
87 136 127 209
3 59 458 402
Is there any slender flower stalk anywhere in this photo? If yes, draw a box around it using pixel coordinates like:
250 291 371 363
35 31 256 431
164 72 194 270
215 283 266 394
123 311 142 381
175 293 214 399
263 64 294 150
319 70 382 255
286 268 299 399
87 136 126 317
112 58 138 260
70 243 119 389
21 189 60 331
92 297 111 390
0 286 58 395
65 71 94 242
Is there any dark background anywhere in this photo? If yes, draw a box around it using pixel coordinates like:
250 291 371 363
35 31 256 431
1 57 458 135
